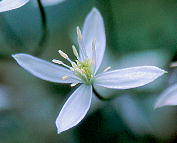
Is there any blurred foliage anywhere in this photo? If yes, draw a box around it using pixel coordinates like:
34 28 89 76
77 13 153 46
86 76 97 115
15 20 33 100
0 0 176 143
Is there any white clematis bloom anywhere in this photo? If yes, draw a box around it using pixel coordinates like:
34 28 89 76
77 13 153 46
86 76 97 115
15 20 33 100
154 83 177 109
13 8 166 133
0 0 65 12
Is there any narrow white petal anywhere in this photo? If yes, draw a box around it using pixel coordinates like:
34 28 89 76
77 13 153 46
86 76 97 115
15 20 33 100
12 54 80 83
56 84 92 133
82 8 106 72
0 0 29 12
154 84 177 109
95 66 166 89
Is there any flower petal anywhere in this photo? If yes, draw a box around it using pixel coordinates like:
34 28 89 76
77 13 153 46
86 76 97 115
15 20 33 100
56 84 92 133
41 0 65 6
95 66 166 89
154 84 177 109
0 0 29 12
82 8 106 73
12 53 80 83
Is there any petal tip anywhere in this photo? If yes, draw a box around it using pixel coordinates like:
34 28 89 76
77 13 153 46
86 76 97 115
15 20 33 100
12 54 20 61
153 66 167 76
56 128 62 134
90 7 101 16
11 54 16 58
55 119 67 134
91 7 98 12
12 53 26 61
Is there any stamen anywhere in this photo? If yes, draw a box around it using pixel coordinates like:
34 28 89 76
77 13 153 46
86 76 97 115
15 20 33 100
72 45 79 59
76 26 82 40
58 50 69 59
103 66 111 72
70 83 78 87
52 59 63 64
52 59 71 69
62 76 70 80
58 50 74 65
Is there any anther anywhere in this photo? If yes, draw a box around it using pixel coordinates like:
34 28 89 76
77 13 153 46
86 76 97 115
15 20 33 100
72 45 79 59
170 62 177 67
52 59 63 64
103 66 111 72
58 50 74 65
62 76 70 80
70 83 78 87
52 59 71 69
58 50 69 59
76 26 82 41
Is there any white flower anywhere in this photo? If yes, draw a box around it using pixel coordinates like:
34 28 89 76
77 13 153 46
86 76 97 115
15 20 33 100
12 8 166 133
154 83 177 109
0 0 65 12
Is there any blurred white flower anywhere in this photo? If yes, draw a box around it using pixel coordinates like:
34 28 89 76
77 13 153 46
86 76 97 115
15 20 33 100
0 0 65 12
154 83 177 108
13 8 166 133
0 85 11 110
114 95 152 135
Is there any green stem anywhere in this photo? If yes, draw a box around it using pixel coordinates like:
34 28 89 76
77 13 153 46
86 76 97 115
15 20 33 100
33 0 49 56
93 86 117 101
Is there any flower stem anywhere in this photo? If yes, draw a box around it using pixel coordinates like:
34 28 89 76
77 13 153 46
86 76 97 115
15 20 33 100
34 0 49 56
93 86 117 101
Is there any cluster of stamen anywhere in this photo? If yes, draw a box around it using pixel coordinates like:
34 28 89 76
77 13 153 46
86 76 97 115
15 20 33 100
52 26 111 87
52 27 94 86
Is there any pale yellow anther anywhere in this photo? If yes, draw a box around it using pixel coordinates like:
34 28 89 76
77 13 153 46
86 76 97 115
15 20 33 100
58 50 69 59
52 59 63 64
70 83 78 87
77 26 82 41
170 62 177 67
72 45 79 59
62 76 70 80
103 66 111 72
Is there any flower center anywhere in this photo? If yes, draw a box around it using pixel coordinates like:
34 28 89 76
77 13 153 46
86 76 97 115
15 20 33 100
52 27 94 86
74 59 93 84
52 50 94 85
52 26 112 86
